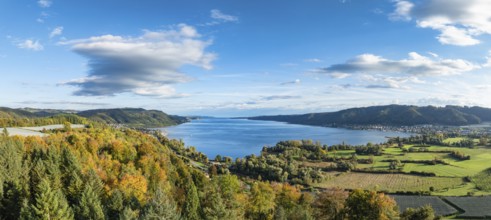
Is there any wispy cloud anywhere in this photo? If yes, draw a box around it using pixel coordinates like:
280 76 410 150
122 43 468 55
315 52 479 77
390 0 491 46
202 9 238 26
17 100 109 106
304 58 322 63
261 95 301 101
61 24 215 98
211 9 238 22
389 0 413 21
280 79 301 86
49 26 63 38
38 0 52 8
17 39 44 51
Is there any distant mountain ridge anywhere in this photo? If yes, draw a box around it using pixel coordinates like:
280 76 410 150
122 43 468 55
0 107 187 128
77 108 188 127
248 105 491 126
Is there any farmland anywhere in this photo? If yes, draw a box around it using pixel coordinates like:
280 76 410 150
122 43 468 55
390 195 458 216
445 196 491 218
315 172 463 192
310 140 491 196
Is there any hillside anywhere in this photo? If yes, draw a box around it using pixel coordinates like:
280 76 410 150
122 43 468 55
77 108 188 128
249 105 491 127
1 107 188 128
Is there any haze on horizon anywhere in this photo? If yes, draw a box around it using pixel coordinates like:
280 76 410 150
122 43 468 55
1 0 491 117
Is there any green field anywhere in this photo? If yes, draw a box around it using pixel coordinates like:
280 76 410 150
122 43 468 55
310 139 491 196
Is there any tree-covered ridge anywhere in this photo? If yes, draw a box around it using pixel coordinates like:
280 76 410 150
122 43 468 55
0 107 88 127
249 105 491 126
77 108 189 128
0 107 188 128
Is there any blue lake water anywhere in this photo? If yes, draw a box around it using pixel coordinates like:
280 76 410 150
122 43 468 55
161 118 411 159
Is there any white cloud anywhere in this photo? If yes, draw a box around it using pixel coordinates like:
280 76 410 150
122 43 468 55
485 51 491 67
427 52 439 58
304 58 322 63
50 26 63 38
17 40 44 51
390 0 491 46
363 75 424 89
38 0 52 8
211 9 238 22
280 79 301 85
61 24 215 97
317 52 479 77
389 0 413 21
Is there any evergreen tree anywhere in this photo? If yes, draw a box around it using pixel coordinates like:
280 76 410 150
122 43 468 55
86 169 105 198
108 189 124 219
120 206 139 220
183 183 200 220
75 184 105 220
0 181 23 220
201 184 228 220
31 179 74 220
141 188 181 220
19 198 34 220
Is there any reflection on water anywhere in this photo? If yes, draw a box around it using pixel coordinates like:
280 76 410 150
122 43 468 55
161 118 411 159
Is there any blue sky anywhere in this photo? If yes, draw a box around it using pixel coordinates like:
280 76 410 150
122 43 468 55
1 0 491 116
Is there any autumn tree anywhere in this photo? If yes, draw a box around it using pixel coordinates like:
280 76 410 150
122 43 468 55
344 189 399 220
313 188 348 220
400 205 435 220
248 182 276 220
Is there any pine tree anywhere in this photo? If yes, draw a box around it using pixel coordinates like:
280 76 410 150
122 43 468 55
141 188 181 220
86 169 105 197
31 178 74 220
119 206 138 220
0 181 23 220
19 198 34 220
107 189 124 219
75 184 105 220
201 184 229 220
183 183 200 220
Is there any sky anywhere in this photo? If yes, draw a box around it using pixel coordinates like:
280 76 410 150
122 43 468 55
1 0 491 117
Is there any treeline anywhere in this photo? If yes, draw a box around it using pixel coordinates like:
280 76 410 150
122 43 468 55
249 105 491 127
390 134 480 148
0 114 87 127
230 140 390 184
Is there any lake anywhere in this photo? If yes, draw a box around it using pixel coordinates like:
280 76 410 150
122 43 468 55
161 118 411 159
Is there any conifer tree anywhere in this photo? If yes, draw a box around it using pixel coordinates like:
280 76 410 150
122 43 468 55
141 188 181 220
31 178 74 220
75 184 105 220
201 182 229 220
19 198 33 220
119 206 138 220
107 189 124 219
183 183 200 220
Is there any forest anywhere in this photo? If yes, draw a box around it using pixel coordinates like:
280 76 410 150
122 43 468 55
0 120 436 219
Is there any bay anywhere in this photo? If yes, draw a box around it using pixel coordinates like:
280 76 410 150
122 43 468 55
161 118 411 159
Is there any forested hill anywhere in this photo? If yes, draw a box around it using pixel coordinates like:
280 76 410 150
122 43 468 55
0 107 188 128
77 108 188 127
249 105 491 126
